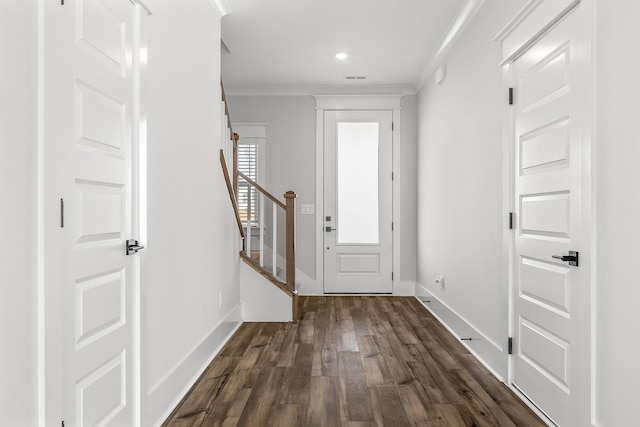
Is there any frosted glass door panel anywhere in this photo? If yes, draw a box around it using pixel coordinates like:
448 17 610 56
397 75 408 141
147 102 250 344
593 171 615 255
337 122 379 244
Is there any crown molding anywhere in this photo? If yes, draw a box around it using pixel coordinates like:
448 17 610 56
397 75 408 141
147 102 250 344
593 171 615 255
130 0 153 15
206 0 232 18
413 0 486 92
223 84 416 97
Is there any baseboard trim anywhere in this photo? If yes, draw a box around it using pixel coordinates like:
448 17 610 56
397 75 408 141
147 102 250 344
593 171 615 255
509 383 556 427
414 283 507 381
145 303 243 427
394 280 416 296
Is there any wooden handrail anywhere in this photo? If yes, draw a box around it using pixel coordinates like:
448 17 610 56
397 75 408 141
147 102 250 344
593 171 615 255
237 171 286 210
232 132 239 196
220 149 246 250
221 80 298 318
221 82 234 137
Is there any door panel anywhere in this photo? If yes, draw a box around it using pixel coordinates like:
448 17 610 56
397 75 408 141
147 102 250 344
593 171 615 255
323 111 393 293
45 0 140 424
512 6 589 427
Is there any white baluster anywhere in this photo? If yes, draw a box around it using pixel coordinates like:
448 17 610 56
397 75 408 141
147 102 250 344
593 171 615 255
246 187 252 257
259 193 265 267
272 204 277 277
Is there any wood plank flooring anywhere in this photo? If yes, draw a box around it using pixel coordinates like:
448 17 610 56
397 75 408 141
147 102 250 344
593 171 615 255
163 297 545 427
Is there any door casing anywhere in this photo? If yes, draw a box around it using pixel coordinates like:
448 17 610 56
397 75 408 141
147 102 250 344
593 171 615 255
498 0 594 425
40 0 148 424
314 95 404 295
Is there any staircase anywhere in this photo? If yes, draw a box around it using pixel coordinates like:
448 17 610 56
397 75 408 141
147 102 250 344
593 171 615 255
219 83 299 321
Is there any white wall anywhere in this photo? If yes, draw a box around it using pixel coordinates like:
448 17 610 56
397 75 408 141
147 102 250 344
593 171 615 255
141 1 242 424
594 1 640 425
226 94 418 292
415 0 526 378
0 1 39 424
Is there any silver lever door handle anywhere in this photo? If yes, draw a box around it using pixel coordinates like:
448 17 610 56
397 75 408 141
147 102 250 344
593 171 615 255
126 239 145 255
552 251 579 266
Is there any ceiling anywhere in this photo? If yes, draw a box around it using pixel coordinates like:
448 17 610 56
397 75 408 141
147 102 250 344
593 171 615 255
221 0 470 94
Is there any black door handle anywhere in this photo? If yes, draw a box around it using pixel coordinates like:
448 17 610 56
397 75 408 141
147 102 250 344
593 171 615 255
126 239 145 255
552 251 579 266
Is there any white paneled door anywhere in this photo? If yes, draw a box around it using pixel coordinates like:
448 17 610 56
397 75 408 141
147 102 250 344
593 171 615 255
44 0 141 425
323 111 393 293
511 5 590 427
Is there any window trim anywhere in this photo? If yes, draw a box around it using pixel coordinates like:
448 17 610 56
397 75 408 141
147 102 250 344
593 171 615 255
232 123 267 231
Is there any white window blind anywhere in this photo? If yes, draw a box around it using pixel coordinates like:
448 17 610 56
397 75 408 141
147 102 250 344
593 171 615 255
238 142 258 225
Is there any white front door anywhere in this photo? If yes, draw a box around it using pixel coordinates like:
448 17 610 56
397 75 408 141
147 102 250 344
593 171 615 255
323 111 393 293
44 0 141 425
511 5 590 426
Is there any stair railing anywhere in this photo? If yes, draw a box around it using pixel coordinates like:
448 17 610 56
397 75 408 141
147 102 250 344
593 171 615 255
237 171 297 296
220 81 297 301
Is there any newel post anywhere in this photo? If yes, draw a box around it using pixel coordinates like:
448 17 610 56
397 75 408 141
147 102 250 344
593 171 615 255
284 191 297 294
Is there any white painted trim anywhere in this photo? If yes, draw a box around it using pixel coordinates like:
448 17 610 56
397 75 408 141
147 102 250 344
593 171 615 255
499 2 594 424
294 268 319 296
494 0 542 42
414 0 487 91
415 284 506 380
205 0 232 18
315 109 325 294
233 123 267 187
391 107 402 294
314 95 403 295
587 1 597 423
132 6 143 424
224 85 416 97
509 384 556 426
415 284 504 353
314 95 403 111
147 304 243 426
37 1 46 425
501 59 517 391
394 280 416 296
130 0 153 16
497 0 581 64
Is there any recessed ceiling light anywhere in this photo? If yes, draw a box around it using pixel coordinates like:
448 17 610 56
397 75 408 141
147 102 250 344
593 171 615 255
335 52 349 60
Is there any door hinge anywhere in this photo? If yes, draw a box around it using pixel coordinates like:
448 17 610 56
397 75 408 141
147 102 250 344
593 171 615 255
509 88 514 105
60 198 65 228
391 222 394 231
392 122 394 131
509 212 514 230
392 172 394 181
508 337 513 355
391 272 394 281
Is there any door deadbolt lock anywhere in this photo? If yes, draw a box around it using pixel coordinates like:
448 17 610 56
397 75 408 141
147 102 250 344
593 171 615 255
552 251 579 266
126 239 145 255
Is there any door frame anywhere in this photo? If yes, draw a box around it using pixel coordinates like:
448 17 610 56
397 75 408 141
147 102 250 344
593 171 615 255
314 95 403 295
38 1 151 425
496 0 595 425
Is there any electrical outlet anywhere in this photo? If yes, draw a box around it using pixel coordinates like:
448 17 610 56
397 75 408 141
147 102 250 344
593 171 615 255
434 274 444 290
219 291 223 308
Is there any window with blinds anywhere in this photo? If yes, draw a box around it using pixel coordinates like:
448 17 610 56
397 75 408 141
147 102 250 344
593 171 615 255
237 141 259 226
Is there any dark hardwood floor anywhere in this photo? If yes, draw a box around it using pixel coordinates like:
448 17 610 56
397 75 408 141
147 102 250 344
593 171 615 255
163 296 545 427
